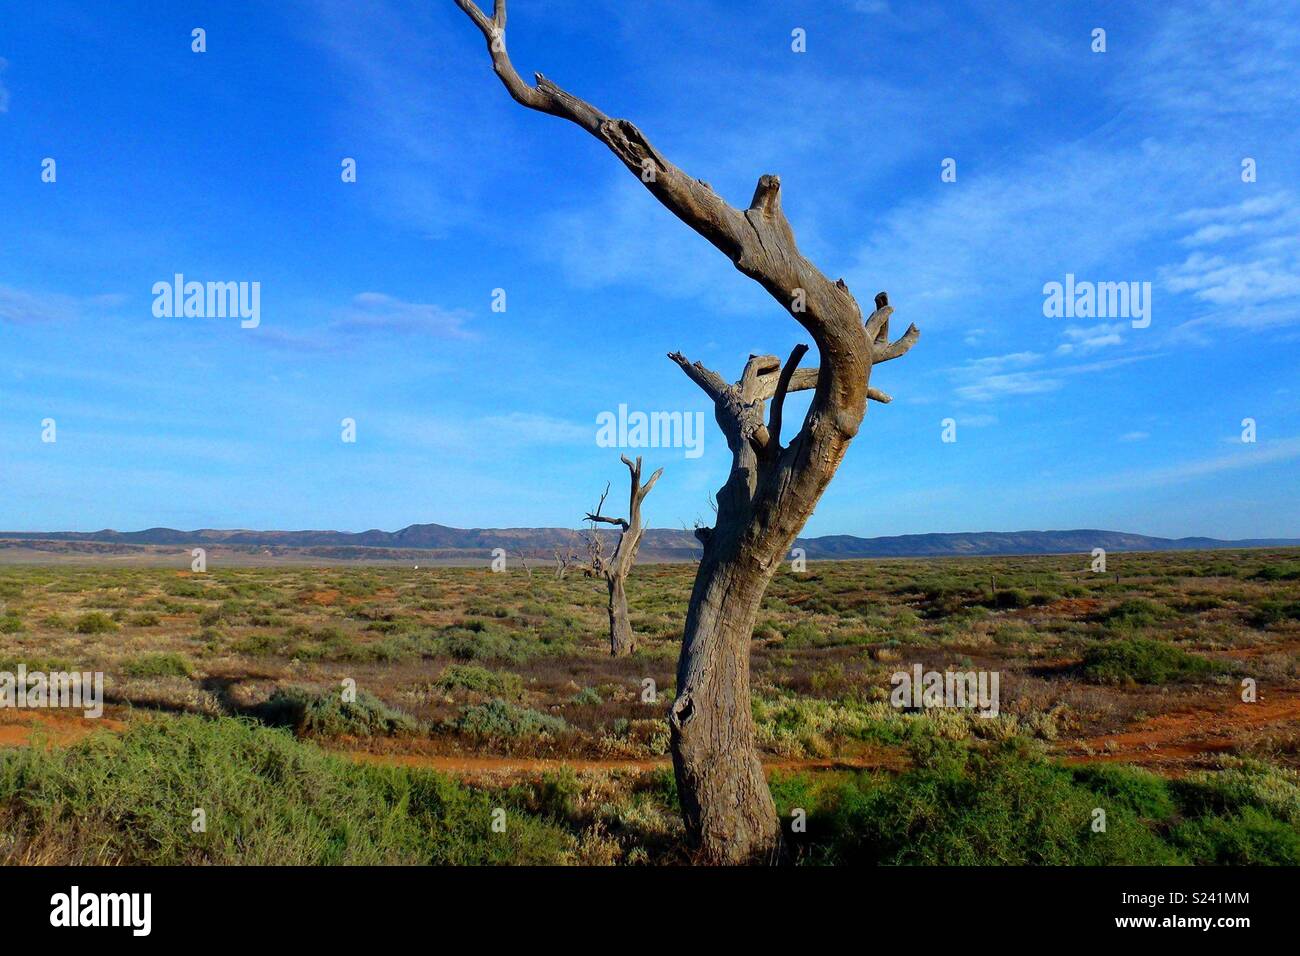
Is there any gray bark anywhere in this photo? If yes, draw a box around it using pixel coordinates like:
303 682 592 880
586 455 662 657
453 0 920 863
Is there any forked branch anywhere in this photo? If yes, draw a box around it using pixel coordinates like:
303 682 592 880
767 343 809 451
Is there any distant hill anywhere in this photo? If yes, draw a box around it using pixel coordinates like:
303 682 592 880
1 524 1296 564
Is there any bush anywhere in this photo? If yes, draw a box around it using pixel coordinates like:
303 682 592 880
987 588 1031 610
0 715 572 864
1069 763 1177 819
0 613 23 634
1250 600 1300 628
1251 563 1300 582
74 612 118 634
1081 637 1219 685
432 622 539 663
809 740 1179 865
122 653 194 679
435 664 523 699
449 699 567 739
1170 808 1300 865
258 687 421 737
1097 599 1173 630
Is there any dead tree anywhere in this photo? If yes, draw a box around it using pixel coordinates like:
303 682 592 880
552 531 583 580
454 0 919 863
585 455 663 657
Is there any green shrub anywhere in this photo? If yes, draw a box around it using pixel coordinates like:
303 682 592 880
122 652 194 679
1098 598 1173 630
0 715 572 864
435 664 524 699
163 579 206 598
432 623 539 663
1170 808 1300 865
1069 763 1177 819
0 613 23 634
259 687 421 737
74 612 118 634
1081 637 1219 685
449 699 567 739
1251 563 1300 582
988 588 1031 610
808 740 1180 865
0 655 74 673
1250 600 1300 628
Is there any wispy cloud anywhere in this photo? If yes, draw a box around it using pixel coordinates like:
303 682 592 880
0 57 10 113
1069 437 1300 494
335 293 470 338
0 286 124 324
952 351 1153 403
1127 0 1300 128
1164 193 1300 316
258 293 472 352
1056 322 1127 356
955 369 1062 403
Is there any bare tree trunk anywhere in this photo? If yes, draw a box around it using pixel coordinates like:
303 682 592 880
453 0 920 862
586 456 662 657
607 574 634 656
672 546 779 863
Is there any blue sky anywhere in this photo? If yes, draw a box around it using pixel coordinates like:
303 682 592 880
1 0 1297 539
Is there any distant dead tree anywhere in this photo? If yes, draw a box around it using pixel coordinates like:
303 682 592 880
454 0 919 863
552 531 583 579
585 455 663 657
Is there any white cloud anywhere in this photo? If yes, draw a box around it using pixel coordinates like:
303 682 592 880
1126 0 1300 129
258 293 472 352
1163 196 1300 316
334 293 471 339
1055 322 1127 355
955 370 1062 403
0 286 123 324
1073 437 1300 494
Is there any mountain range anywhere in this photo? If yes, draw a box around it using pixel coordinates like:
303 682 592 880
1 524 1296 563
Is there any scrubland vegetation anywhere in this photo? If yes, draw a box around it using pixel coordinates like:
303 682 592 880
0 548 1297 864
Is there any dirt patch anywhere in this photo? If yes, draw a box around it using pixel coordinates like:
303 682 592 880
301 589 341 606
1061 688 1300 768
0 711 126 749
337 746 907 779
1214 638 1300 660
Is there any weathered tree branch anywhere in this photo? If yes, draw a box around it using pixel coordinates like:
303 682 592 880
583 455 663 656
668 351 730 403
768 343 809 451
874 324 920 364
453 0 922 863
